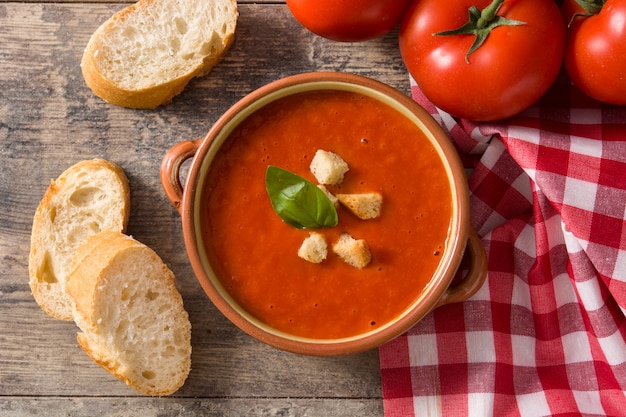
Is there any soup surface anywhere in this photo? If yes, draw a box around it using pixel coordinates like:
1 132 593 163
202 90 452 339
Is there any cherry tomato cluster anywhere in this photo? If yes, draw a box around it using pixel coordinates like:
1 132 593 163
286 0 626 121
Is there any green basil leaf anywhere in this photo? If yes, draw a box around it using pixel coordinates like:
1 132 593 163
265 165 338 229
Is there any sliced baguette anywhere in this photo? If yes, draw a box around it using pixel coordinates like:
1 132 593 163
67 231 192 396
29 159 130 320
81 0 238 109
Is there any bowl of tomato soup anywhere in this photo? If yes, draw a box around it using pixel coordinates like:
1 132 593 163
161 72 487 356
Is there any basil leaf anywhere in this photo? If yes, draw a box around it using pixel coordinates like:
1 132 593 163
265 165 338 229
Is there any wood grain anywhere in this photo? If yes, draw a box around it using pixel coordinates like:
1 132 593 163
0 398 383 416
0 2 409 415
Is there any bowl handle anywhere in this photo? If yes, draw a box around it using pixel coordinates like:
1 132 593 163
160 140 200 214
436 229 488 307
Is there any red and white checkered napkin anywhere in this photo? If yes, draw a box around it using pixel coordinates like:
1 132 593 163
380 73 626 416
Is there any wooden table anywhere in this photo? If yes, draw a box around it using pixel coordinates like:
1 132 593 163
0 1 410 415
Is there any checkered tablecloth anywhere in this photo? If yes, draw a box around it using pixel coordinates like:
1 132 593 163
379 71 626 416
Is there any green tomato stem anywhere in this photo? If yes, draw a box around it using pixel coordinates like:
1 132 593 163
433 0 526 64
477 0 505 28
574 0 605 15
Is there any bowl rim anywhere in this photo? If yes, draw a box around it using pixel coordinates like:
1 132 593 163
180 72 471 355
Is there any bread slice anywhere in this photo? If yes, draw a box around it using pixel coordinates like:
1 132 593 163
29 159 130 320
81 0 238 109
67 231 192 396
336 192 383 220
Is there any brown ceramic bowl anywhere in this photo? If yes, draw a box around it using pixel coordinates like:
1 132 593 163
160 72 487 356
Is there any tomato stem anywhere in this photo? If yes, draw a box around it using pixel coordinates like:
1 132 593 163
573 0 605 16
567 0 605 27
477 0 504 28
576 0 606 16
433 0 526 64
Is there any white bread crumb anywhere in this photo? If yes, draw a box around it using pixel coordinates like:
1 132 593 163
298 232 328 264
310 150 349 185
337 192 382 220
332 233 372 268
317 185 339 208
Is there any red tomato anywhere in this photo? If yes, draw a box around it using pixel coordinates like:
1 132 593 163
399 0 566 121
562 0 626 104
286 0 411 42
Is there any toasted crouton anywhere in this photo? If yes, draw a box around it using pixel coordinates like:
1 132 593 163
310 150 349 185
317 185 339 208
298 232 328 264
332 233 371 269
337 192 382 220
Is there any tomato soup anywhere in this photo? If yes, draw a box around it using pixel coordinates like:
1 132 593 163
201 90 452 339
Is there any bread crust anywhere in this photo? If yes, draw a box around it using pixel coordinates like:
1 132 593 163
81 0 238 109
28 159 130 320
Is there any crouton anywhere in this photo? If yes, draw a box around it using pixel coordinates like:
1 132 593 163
332 233 371 268
337 192 382 220
298 232 328 264
317 185 339 208
310 150 349 185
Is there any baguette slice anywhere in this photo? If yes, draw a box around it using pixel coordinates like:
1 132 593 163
29 159 130 320
81 0 238 109
67 231 192 396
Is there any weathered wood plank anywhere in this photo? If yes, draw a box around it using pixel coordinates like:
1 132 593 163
1 1 409 414
0 0 285 3
0 397 384 417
